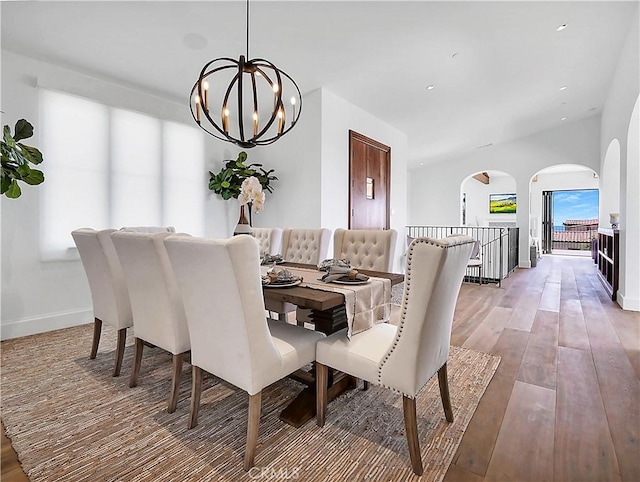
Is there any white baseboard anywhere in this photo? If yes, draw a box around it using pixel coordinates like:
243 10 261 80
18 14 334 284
617 292 640 312
0 308 93 341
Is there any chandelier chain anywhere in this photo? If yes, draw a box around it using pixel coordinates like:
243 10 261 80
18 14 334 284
246 0 250 59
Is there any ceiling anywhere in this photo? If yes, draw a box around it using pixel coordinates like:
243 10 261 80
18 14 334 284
1 1 638 168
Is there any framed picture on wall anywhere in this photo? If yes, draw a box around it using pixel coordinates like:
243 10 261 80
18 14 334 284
489 193 517 214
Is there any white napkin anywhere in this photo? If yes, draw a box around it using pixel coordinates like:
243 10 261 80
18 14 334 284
320 266 369 283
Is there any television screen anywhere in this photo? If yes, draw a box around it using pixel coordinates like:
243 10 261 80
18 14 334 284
489 193 517 214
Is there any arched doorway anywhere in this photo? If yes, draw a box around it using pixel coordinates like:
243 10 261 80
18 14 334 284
529 164 599 255
460 170 516 227
621 96 639 310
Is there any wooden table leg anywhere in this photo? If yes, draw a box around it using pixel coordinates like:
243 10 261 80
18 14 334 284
310 305 347 335
279 371 357 428
279 305 357 428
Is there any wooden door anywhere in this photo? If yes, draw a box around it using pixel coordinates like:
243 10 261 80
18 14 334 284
349 130 391 229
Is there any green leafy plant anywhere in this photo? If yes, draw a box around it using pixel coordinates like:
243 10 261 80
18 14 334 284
1 119 44 198
208 151 277 200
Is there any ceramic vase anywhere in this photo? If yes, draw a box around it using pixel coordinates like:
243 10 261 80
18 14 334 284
234 204 253 235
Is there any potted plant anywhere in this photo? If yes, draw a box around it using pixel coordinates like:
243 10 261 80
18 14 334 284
1 119 45 198
208 151 277 199
208 151 277 233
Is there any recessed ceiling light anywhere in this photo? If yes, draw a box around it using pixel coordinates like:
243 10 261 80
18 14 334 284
426 85 435 90
182 33 208 50
556 23 568 31
420 162 424 166
559 86 568 91
561 117 567 121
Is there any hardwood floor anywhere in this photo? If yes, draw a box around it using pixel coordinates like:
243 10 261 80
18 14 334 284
445 254 640 482
1 422 28 482
2 254 638 481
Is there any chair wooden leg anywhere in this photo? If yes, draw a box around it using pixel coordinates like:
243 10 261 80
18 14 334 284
402 395 424 476
315 362 328 427
188 365 203 429
113 328 127 377
437 363 454 422
90 318 102 359
243 392 262 471
129 338 144 388
362 380 370 391
168 352 184 413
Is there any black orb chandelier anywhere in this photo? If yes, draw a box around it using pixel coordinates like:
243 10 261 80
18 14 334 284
189 0 302 148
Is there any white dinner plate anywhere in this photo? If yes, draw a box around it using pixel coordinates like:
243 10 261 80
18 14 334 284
262 279 302 288
327 277 370 285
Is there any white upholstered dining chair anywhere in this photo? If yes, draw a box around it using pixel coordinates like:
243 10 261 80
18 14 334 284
111 231 191 413
163 235 325 470
71 228 133 377
333 228 398 272
315 235 474 475
265 227 331 322
252 227 283 256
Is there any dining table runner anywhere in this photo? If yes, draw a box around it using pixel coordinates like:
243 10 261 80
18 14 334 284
264 266 392 339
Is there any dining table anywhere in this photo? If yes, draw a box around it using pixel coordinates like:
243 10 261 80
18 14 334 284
261 262 404 427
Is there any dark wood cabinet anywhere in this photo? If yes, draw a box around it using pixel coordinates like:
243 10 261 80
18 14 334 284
597 229 619 301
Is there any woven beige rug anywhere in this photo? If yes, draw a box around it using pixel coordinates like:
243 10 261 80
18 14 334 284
1 324 499 482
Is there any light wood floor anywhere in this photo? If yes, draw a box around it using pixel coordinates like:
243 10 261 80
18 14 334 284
2 254 638 481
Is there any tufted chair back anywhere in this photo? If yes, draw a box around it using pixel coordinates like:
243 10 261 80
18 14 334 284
333 228 398 272
280 228 331 265
252 227 283 256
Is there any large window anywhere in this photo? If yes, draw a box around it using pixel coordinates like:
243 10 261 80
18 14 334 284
40 89 205 260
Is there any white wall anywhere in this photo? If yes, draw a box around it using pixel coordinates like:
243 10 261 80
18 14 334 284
462 174 517 227
319 89 408 272
600 140 621 227
1 53 409 339
409 115 601 268
249 88 409 272
248 89 323 230
0 51 232 339
600 6 640 311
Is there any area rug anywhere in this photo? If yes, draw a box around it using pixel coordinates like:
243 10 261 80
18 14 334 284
1 324 499 482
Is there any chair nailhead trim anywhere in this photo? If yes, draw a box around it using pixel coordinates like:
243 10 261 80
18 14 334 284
377 236 474 395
